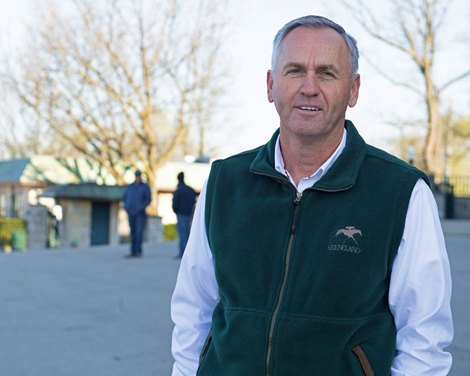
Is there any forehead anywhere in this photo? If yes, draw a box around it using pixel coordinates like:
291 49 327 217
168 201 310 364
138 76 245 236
277 26 350 69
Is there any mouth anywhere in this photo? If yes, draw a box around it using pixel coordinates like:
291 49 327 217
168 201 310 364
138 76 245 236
298 106 320 112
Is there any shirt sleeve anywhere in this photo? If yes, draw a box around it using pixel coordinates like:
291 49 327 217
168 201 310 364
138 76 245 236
389 179 453 375
171 182 220 376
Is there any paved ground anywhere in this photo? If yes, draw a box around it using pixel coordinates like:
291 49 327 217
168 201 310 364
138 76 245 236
0 227 469 375
0 241 180 376
447 234 470 375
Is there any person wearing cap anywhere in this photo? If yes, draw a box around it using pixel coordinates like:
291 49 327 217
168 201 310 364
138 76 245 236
123 169 152 258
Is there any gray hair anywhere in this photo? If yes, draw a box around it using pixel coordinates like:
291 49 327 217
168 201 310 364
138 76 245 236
271 15 359 77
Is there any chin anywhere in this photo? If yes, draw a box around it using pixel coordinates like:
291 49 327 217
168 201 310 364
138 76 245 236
283 122 324 136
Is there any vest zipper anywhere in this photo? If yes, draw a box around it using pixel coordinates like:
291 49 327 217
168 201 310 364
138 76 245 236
265 190 302 376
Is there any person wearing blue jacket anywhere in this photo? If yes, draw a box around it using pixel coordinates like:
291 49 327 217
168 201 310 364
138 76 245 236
123 170 151 258
172 172 196 258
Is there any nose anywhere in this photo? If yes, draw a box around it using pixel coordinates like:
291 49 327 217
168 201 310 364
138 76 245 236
301 74 320 97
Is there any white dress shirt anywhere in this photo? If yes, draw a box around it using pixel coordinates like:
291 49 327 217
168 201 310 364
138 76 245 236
171 131 453 375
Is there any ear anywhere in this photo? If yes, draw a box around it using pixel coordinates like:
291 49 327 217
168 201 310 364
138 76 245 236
267 70 274 103
348 74 360 108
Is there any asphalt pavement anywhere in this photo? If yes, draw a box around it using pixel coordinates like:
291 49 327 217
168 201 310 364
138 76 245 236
0 241 181 376
0 224 469 375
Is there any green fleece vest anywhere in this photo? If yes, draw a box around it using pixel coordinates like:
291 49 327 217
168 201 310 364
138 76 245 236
199 121 429 376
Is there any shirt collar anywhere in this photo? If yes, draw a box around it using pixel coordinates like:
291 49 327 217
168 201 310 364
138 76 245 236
274 129 348 191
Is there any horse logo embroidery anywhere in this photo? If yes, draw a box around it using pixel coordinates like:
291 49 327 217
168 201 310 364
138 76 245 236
335 226 363 244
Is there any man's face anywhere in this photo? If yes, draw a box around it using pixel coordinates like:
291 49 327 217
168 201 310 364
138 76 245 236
267 26 360 143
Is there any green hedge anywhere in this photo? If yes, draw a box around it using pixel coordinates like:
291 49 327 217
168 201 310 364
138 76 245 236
164 224 178 241
0 217 27 250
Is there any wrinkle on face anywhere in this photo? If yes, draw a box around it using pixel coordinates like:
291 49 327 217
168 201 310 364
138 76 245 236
267 26 360 146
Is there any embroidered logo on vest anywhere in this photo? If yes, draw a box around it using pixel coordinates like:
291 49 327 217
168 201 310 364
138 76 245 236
327 226 363 254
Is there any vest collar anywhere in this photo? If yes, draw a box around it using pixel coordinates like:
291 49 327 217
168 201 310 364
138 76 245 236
250 120 367 191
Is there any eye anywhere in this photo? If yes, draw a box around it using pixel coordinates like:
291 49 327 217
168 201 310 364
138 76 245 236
319 70 337 79
285 67 303 76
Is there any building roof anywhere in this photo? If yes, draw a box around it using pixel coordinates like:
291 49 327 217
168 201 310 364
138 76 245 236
0 158 30 183
0 156 118 185
40 183 126 201
0 156 211 192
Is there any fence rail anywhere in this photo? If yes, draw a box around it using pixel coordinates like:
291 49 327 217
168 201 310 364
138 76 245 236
433 175 470 197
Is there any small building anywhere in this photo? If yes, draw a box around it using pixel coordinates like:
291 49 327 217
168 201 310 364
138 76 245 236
153 160 211 224
0 156 211 250
40 183 126 248
0 156 119 250
0 158 49 218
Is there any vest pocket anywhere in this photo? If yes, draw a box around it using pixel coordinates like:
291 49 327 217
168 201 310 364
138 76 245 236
352 345 375 376
199 331 212 366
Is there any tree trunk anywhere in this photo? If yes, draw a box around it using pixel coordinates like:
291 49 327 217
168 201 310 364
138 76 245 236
423 86 442 176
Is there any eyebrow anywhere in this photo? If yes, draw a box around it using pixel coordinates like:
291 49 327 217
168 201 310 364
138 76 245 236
282 62 304 71
282 62 340 73
316 64 340 73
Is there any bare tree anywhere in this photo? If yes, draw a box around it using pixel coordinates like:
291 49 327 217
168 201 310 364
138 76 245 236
447 114 470 167
338 0 470 176
1 0 231 198
0 92 66 158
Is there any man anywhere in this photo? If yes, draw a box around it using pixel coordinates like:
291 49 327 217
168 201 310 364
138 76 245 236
172 172 196 258
123 169 151 258
171 15 453 375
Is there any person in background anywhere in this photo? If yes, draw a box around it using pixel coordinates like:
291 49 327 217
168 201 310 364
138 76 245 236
123 169 151 258
172 172 196 258
170 15 453 375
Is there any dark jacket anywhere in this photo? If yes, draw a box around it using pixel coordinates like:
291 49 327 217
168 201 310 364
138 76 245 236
172 182 196 216
199 121 428 376
123 181 151 216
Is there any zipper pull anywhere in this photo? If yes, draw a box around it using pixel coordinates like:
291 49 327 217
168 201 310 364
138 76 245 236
294 191 303 204
291 191 302 234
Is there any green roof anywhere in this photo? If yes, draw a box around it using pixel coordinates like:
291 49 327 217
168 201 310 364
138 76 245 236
40 183 126 201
